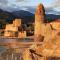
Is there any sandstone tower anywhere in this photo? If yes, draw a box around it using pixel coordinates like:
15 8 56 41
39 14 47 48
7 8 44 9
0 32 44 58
34 4 45 42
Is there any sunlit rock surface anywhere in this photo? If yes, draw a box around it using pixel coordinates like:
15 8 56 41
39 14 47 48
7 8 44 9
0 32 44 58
34 4 45 42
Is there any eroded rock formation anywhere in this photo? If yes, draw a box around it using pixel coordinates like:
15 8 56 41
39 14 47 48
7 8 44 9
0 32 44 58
34 3 60 58
34 4 45 42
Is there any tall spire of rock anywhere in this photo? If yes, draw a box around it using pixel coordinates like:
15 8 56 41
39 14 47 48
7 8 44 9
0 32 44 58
35 4 45 23
34 4 45 42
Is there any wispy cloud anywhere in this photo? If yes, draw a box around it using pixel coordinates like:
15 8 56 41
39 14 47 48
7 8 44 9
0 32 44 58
0 0 60 15
51 0 60 12
16 0 28 2
54 0 60 7
0 0 8 4
45 8 60 15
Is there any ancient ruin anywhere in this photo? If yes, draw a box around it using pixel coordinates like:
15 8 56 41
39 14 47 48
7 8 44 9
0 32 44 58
4 19 27 37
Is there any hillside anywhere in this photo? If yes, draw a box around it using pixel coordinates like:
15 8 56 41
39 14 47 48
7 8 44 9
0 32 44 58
0 9 60 24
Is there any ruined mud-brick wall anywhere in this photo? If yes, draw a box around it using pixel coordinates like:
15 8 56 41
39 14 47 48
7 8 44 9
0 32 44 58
4 19 22 37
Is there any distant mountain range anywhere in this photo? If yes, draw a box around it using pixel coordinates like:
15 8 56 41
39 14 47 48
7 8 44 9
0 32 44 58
12 10 34 23
0 9 34 24
0 9 60 24
46 14 60 22
0 9 15 23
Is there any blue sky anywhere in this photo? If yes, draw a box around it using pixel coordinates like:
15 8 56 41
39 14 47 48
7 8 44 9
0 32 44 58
0 0 60 14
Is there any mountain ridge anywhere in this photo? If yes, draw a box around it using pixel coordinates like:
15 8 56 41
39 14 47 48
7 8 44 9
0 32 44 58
0 9 60 23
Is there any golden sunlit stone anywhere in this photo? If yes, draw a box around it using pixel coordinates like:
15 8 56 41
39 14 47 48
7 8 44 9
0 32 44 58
13 19 22 27
23 49 32 60
50 22 60 30
18 31 26 38
34 4 45 42
4 24 18 37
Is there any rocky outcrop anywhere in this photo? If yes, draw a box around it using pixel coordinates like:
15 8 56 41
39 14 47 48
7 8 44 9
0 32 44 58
35 4 45 23
34 4 45 42
35 4 60 43
34 4 60 57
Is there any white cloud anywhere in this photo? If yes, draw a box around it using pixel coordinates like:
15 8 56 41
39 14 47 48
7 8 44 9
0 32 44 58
51 0 60 8
54 0 60 7
16 0 27 2
0 0 60 15
0 0 8 4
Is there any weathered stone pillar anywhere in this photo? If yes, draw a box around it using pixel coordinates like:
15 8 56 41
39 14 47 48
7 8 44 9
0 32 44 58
34 4 45 42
